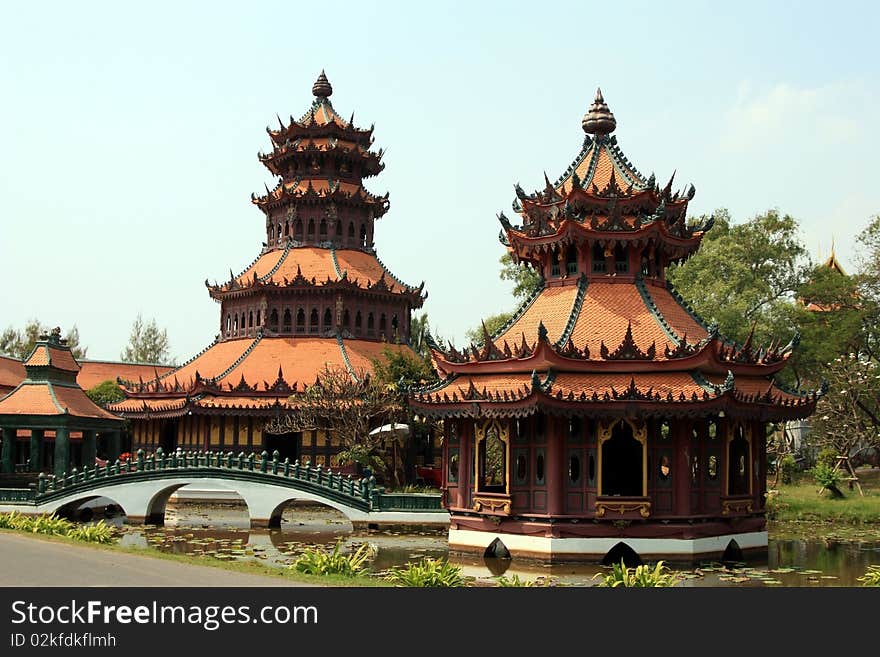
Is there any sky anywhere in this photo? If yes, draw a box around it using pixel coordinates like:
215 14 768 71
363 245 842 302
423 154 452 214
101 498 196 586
0 1 877 362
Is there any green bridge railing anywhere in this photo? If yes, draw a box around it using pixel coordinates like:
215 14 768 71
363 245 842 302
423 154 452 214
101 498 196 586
0 448 443 513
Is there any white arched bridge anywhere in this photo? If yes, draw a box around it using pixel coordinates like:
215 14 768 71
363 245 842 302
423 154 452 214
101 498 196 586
0 448 447 528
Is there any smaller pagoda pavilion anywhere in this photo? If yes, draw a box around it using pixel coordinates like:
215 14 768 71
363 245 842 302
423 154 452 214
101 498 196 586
410 90 822 562
0 328 123 477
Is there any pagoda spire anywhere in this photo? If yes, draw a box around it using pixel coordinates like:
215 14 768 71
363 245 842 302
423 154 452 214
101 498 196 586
582 87 617 136
312 70 333 98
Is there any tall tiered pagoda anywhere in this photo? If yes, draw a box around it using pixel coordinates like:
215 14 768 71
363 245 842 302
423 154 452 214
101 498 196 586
111 72 425 467
410 90 820 562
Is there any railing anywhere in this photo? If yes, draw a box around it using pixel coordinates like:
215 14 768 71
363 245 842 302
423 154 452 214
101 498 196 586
33 448 376 511
376 492 443 512
0 488 36 503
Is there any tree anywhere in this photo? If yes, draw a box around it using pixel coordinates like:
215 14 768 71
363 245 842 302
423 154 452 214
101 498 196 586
811 353 880 461
667 209 811 350
281 365 405 485
408 313 432 360
465 312 514 346
86 380 126 407
853 215 880 360
121 314 172 364
370 345 437 390
465 253 541 347
790 262 865 384
0 320 87 359
499 252 541 301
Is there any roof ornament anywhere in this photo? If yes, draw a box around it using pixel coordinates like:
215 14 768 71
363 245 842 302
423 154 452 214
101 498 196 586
312 70 332 98
582 87 617 136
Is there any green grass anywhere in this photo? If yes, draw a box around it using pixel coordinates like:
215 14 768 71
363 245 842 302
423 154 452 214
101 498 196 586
766 469 880 525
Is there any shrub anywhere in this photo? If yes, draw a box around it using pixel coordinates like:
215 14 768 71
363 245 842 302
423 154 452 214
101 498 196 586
812 462 845 498
66 522 116 544
0 512 116 543
816 447 839 469
780 455 799 485
595 560 679 588
385 558 465 587
857 565 880 587
291 540 374 577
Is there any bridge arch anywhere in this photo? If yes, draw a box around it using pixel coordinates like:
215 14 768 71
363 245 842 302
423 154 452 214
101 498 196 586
264 497 352 530
54 495 129 523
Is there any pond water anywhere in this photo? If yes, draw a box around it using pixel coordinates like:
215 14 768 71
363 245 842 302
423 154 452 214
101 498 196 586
98 497 880 587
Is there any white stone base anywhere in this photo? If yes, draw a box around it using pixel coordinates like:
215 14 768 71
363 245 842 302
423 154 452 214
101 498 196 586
449 528 768 561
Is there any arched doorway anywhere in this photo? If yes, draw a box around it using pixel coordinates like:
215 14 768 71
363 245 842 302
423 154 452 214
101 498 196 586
600 420 644 497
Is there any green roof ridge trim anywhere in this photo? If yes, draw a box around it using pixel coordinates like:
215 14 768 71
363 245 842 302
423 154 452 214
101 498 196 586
335 334 358 382
634 275 680 344
554 274 589 348
204 335 264 386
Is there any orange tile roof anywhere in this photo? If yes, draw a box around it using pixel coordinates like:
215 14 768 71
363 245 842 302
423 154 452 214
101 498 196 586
213 337 348 387
562 142 646 197
110 397 188 413
309 99 348 128
126 336 416 395
647 286 709 341
24 344 80 373
552 372 705 398
231 247 411 293
283 179 362 196
494 285 580 347
0 355 25 392
342 340 417 373
148 338 257 387
704 373 803 402
570 283 675 357
418 372 706 402
77 361 174 391
0 382 118 420
234 248 286 284
336 249 412 292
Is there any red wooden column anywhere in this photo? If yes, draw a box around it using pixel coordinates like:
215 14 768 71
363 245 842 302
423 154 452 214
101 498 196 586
673 419 691 516
545 416 564 517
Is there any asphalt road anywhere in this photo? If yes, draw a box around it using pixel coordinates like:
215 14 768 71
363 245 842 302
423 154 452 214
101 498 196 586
0 532 308 587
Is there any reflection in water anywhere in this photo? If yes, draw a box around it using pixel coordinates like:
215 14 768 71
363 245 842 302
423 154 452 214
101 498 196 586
105 499 880 587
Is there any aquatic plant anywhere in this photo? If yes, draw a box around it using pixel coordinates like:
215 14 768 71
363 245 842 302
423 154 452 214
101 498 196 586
595 560 679 588
385 557 465 587
290 540 375 577
857 565 880 587
494 573 555 587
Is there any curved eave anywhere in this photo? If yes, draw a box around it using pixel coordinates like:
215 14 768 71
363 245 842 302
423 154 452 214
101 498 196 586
505 217 703 259
207 270 426 306
431 337 789 377
260 145 384 178
410 388 816 421
252 185 389 216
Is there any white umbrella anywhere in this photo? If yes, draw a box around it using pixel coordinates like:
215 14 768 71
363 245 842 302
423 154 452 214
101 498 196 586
368 423 410 437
